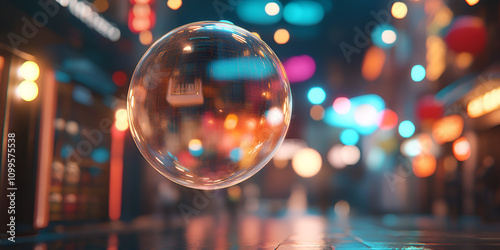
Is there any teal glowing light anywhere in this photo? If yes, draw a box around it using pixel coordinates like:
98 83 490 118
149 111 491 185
340 129 359 145
230 148 243 162
307 87 326 104
211 57 273 80
237 0 282 25
283 1 324 26
411 65 426 82
371 24 397 49
91 147 110 163
398 120 415 138
323 94 385 135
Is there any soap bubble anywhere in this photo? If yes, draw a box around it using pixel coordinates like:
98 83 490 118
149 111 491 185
128 21 291 190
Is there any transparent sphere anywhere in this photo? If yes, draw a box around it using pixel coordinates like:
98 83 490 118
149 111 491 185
127 21 291 190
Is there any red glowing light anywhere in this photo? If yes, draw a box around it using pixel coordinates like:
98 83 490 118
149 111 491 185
379 109 398 130
112 71 127 86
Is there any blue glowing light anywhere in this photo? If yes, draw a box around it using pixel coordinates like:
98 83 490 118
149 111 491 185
189 147 203 157
237 0 282 25
61 144 73 159
91 147 110 163
340 129 359 145
398 120 415 138
211 57 273 80
307 87 326 105
323 94 385 135
371 24 397 49
219 20 234 24
55 70 71 83
283 1 324 26
72 85 94 106
230 148 243 162
411 65 426 82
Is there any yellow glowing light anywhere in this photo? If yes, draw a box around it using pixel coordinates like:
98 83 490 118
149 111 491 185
227 185 241 201
17 80 38 102
362 46 386 81
251 32 261 39
292 148 322 178
434 8 453 28
115 109 127 121
467 86 500 118
426 36 446 81
115 121 129 131
465 0 479 6
265 2 280 16
310 105 324 121
224 114 238 129
19 61 40 81
167 0 182 10
273 157 288 169
188 139 202 151
456 52 473 69
391 2 408 19
274 29 289 44
453 137 471 161
139 30 153 45
412 154 436 178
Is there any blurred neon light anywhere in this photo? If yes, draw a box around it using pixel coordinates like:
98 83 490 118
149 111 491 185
411 65 426 82
266 107 284 126
91 147 110 163
283 1 324 26
362 46 386 81
412 154 436 178
333 97 351 114
283 55 316 83
354 104 378 126
324 94 385 135
340 145 360 165
167 0 182 10
432 115 464 144
237 0 281 25
274 28 290 44
211 57 273 80
188 139 203 157
467 86 500 118
224 114 238 129
230 147 243 162
340 129 359 146
307 87 326 105
17 80 38 102
109 127 125 220
327 144 346 169
465 0 479 6
391 2 408 19
366 147 385 171
398 120 415 138
310 105 324 121
381 30 397 45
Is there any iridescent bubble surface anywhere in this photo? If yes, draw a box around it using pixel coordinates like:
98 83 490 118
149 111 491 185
128 21 291 190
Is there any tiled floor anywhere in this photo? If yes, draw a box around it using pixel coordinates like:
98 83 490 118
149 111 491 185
2 214 500 249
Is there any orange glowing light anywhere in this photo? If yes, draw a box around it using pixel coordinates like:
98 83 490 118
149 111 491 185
167 0 182 10
391 2 408 19
465 0 479 6
456 52 473 69
139 30 153 45
412 154 436 178
467 86 500 118
362 46 385 81
224 114 238 129
310 105 324 121
453 137 471 161
274 29 290 44
432 115 464 144
379 109 398 130
109 127 125 220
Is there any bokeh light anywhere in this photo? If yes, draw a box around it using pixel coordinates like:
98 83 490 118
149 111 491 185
362 46 386 81
19 61 40 81
167 0 182 10
333 97 351 114
265 2 280 16
399 120 415 138
401 138 422 157
366 147 385 171
308 87 326 105
354 104 378 127
327 144 346 169
455 52 473 69
274 28 290 44
139 30 153 45
112 71 127 86
453 137 471 161
411 64 426 82
188 139 203 157
283 1 324 26
412 154 437 178
17 80 39 102
381 30 397 45
283 55 316 83
371 24 397 49
310 105 325 121
391 2 408 19
340 145 361 165
128 21 291 189
465 0 479 7
292 148 322 178
340 129 359 146
432 115 464 144
379 109 398 130
334 200 350 217
115 108 129 131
